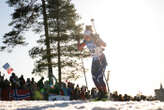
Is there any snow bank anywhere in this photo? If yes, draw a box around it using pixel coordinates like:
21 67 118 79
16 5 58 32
0 100 164 110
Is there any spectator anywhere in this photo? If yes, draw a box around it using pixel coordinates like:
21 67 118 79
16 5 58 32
10 73 19 89
37 77 44 89
74 85 80 100
1 79 10 100
80 86 87 100
61 82 68 96
91 88 98 99
25 78 31 89
19 75 25 89
85 90 91 99
30 78 37 100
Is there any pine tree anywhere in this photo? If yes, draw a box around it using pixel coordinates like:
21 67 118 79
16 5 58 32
1 0 54 83
2 0 90 85
46 0 90 84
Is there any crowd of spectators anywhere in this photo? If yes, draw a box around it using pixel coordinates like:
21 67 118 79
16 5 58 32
110 91 156 101
0 72 96 100
0 72 156 101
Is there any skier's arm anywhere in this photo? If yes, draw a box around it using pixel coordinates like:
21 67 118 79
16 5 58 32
100 40 106 47
94 34 106 47
78 33 91 50
78 40 86 51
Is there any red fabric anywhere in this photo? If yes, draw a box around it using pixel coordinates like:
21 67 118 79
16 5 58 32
1 88 10 100
78 42 86 50
9 89 31 100
60 90 64 96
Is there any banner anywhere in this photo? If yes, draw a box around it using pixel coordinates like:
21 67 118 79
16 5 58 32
9 89 31 100
48 94 70 101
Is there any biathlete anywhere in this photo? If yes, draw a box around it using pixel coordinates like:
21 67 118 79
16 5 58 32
78 25 108 99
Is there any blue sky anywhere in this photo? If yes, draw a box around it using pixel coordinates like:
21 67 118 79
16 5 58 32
0 0 164 96
0 1 36 79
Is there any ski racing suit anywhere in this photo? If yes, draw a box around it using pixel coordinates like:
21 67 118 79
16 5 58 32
84 39 107 93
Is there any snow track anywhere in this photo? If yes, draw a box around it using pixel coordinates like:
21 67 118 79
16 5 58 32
0 100 164 110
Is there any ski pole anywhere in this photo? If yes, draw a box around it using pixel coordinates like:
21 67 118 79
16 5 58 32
91 18 97 34
91 19 110 96
77 36 88 88
103 68 110 97
81 57 88 88
79 51 88 88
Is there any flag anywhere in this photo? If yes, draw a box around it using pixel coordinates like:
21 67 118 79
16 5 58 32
9 89 31 100
3 63 13 74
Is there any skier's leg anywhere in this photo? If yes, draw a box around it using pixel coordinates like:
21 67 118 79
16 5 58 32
101 54 109 92
92 75 101 90
98 70 107 93
91 54 108 99
91 58 102 91
97 54 108 97
97 66 107 93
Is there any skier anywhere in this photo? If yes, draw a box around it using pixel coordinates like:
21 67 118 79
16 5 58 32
78 25 108 99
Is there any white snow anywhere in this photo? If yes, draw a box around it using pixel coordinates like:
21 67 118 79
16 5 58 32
0 100 164 110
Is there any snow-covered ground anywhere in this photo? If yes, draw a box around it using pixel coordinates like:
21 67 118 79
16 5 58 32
0 100 164 110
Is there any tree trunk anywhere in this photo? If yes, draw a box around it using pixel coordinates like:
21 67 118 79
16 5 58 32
41 0 53 84
56 0 62 86
57 40 61 85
